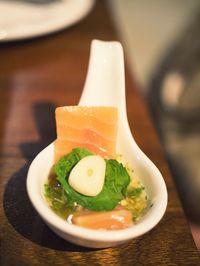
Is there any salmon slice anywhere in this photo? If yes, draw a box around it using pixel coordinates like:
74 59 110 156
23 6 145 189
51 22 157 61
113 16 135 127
55 106 118 162
72 209 134 230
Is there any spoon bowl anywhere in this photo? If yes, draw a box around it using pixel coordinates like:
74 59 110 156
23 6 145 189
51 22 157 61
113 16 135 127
27 40 168 248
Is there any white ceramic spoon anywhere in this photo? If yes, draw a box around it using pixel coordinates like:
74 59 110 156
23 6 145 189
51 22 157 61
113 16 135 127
27 40 168 248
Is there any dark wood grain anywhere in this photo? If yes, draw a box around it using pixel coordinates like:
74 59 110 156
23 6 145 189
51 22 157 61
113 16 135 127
0 1 199 265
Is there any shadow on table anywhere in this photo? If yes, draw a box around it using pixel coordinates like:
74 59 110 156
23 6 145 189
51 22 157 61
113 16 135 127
3 102 92 252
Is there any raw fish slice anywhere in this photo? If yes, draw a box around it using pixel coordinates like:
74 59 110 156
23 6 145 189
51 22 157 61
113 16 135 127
55 106 118 161
72 209 134 230
56 126 115 147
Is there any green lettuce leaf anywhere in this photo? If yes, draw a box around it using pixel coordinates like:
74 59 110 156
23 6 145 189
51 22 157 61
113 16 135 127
55 148 130 211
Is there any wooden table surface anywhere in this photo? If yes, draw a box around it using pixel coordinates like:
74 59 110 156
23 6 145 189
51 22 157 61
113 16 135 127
0 1 199 265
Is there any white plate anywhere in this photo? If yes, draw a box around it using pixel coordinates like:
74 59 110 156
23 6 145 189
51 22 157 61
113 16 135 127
0 0 95 41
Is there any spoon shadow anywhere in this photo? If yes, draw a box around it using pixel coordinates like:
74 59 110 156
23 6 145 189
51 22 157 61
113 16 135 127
3 102 92 252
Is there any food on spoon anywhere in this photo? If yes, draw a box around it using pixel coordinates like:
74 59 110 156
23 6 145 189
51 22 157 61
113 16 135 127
68 155 106 196
54 148 130 211
72 209 133 230
44 106 150 230
54 106 118 162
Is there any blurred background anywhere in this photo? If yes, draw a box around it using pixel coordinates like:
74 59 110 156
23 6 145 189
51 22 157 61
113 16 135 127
108 0 200 250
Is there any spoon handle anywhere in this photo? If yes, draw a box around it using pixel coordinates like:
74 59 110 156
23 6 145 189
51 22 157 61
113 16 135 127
79 39 134 154
79 40 127 120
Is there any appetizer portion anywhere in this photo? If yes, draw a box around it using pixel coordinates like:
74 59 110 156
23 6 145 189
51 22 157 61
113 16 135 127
44 106 150 230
